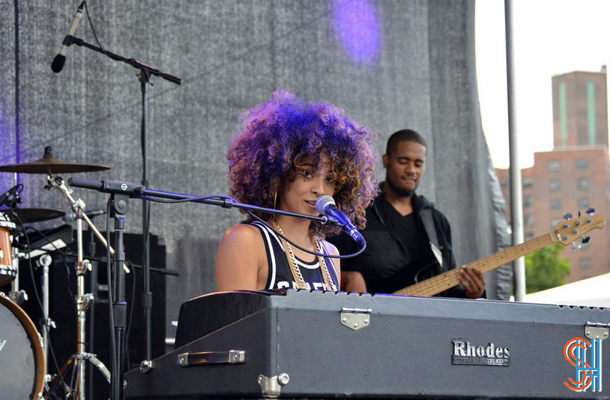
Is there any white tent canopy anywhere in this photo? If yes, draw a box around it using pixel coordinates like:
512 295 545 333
523 273 610 308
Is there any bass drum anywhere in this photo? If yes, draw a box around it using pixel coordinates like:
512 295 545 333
0 293 45 400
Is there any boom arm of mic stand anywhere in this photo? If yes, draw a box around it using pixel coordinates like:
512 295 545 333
68 177 340 226
68 36 181 85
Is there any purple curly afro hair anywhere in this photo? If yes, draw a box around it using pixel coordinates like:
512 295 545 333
227 89 378 237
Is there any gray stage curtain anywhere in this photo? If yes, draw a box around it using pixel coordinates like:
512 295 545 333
0 0 511 342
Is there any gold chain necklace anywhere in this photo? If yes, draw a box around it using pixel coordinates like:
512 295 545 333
270 220 337 292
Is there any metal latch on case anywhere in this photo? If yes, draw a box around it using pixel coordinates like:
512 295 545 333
340 307 372 331
177 350 246 367
585 322 609 341
258 373 289 398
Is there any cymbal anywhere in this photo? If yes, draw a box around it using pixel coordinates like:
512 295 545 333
0 146 110 174
0 208 65 223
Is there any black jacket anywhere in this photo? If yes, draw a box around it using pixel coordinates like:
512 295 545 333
331 189 467 297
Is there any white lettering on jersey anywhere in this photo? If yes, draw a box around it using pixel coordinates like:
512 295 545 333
277 281 290 289
275 281 322 290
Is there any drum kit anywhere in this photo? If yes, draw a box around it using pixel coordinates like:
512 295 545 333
0 146 113 400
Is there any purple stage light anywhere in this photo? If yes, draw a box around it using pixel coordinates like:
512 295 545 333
333 0 381 65
0 112 10 162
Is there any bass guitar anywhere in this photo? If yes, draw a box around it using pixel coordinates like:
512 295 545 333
393 214 606 297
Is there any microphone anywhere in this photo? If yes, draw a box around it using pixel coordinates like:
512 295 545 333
63 209 107 222
51 1 85 73
0 185 20 208
316 195 366 245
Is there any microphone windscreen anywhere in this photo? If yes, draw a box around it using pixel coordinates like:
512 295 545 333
51 54 66 73
315 195 335 214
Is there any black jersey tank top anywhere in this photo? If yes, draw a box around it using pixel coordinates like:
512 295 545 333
252 221 339 291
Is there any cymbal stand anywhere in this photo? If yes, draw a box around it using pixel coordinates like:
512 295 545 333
46 175 113 399
38 253 55 378
66 178 144 400
9 240 30 313
7 186 28 307
10 247 21 298
10 173 19 298
47 176 116 261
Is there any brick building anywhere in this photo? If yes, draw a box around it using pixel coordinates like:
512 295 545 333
552 69 608 148
496 68 610 284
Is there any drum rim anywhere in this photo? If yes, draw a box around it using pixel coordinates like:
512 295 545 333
0 265 17 286
0 213 17 229
0 220 16 228
0 293 45 399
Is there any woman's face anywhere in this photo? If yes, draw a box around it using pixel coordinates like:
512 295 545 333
278 155 336 216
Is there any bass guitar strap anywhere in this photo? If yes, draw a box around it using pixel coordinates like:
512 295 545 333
421 209 444 271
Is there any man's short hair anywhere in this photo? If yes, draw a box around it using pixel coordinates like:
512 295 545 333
385 129 428 156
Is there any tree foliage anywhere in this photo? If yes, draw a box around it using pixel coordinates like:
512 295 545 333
525 243 571 294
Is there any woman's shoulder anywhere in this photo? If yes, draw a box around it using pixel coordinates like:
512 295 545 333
221 223 264 246
320 238 340 256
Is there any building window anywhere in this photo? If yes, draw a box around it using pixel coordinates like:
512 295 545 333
577 178 589 190
576 159 589 169
523 196 534 207
551 219 561 229
524 214 534 227
524 232 535 241
550 199 561 210
578 197 589 209
500 178 508 188
579 258 591 270
549 180 561 191
549 161 561 171
523 178 534 188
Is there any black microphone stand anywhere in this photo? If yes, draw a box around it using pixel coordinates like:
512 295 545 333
63 34 181 364
109 191 129 400
138 67 153 364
